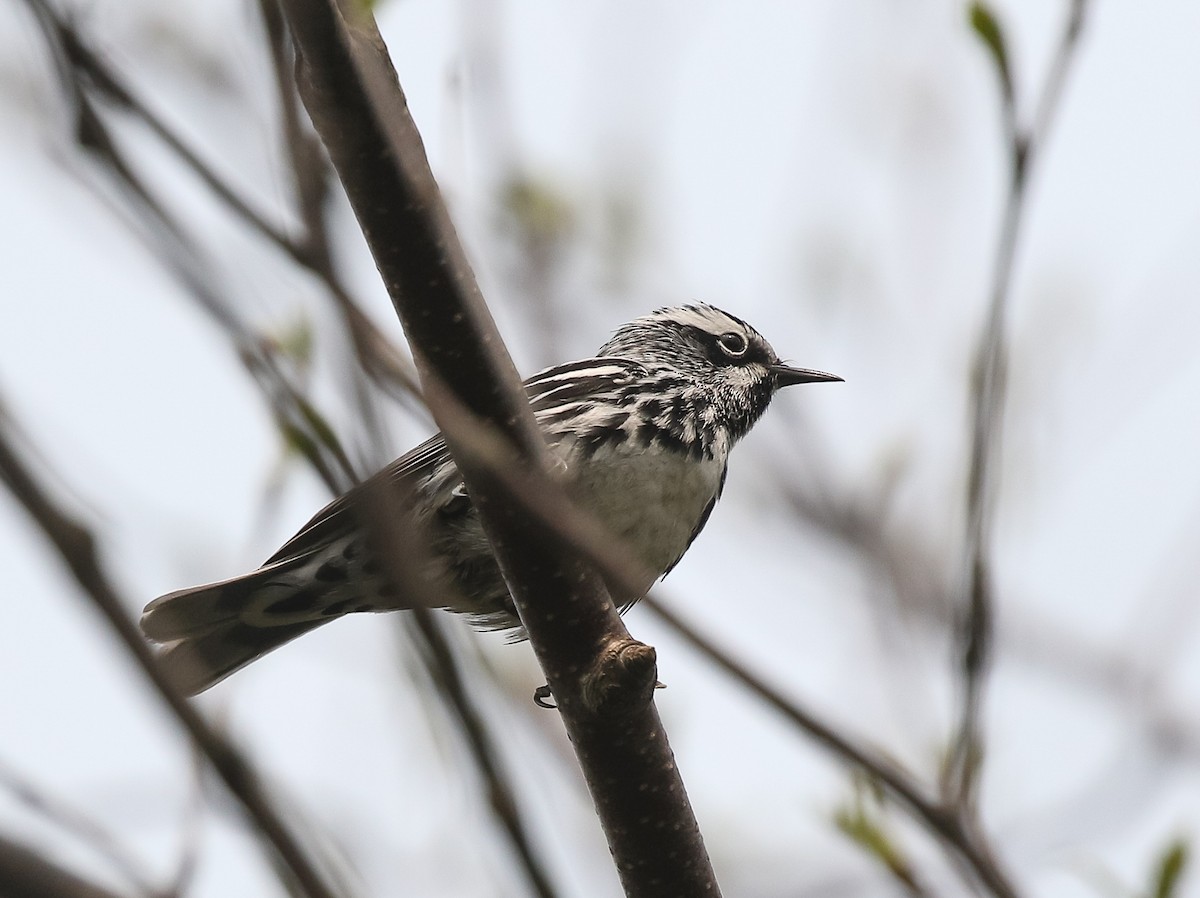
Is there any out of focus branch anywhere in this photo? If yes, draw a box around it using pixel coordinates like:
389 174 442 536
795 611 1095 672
236 384 563 898
642 594 1020 898
0 834 132 898
21 0 421 409
776 456 1200 765
950 0 1090 810
274 2 721 894
0 402 342 898
21 4 564 892
254 0 423 410
360 384 1021 895
406 611 559 898
0 761 161 898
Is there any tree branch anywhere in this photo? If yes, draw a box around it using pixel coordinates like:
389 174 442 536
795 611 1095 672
0 833 133 898
949 0 1091 810
19 6 564 887
642 594 1020 898
0 761 162 898
406 611 560 898
21 0 421 409
0 404 343 898
274 1 721 894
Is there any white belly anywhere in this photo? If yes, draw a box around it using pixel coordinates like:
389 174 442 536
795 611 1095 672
559 439 727 596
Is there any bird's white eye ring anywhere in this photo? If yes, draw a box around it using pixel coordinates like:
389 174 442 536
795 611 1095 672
718 332 748 357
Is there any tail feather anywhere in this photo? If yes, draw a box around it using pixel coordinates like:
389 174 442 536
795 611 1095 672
142 555 347 695
155 619 329 695
141 577 254 641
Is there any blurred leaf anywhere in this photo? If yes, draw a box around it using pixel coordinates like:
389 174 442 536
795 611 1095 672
269 316 316 369
279 419 320 464
968 2 1014 103
834 788 921 893
1151 838 1189 898
500 174 576 247
294 395 348 463
285 393 356 488
277 416 339 497
850 767 886 806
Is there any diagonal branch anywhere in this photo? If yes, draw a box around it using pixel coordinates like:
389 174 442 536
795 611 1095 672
0 761 160 898
0 833 134 898
20 5 561 887
274 1 722 894
0 402 343 898
406 610 559 898
642 594 1020 898
21 0 421 409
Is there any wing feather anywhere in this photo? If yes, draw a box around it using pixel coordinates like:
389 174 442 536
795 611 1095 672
266 357 648 565
265 433 451 563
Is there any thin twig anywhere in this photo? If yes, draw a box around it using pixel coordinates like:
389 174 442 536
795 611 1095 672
244 381 566 898
23 5 560 889
21 0 421 408
767 424 1200 767
642 594 1020 898
949 0 1091 811
407 611 560 898
0 403 342 898
0 761 158 898
253 0 423 410
28 0 368 492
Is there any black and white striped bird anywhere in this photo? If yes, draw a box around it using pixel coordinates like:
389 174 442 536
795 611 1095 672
142 304 841 693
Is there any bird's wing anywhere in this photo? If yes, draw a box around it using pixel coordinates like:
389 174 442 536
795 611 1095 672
264 432 452 564
265 357 648 565
523 357 646 411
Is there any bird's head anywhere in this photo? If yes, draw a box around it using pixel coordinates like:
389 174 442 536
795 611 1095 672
598 303 842 444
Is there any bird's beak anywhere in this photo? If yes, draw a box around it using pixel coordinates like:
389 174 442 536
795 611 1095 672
771 364 844 388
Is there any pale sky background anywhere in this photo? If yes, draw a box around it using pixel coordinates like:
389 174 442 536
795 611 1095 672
2 1 1200 896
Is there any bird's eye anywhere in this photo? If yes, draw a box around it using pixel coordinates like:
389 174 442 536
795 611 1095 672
717 332 748 358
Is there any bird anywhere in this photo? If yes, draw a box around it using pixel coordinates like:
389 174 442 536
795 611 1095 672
141 304 841 694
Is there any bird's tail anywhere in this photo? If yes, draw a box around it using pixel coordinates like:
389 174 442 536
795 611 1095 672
141 555 343 695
